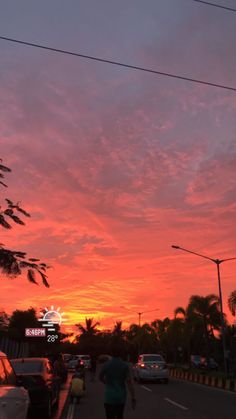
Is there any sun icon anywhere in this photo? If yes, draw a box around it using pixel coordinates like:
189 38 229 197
39 306 67 331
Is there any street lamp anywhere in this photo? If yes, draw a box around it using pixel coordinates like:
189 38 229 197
137 308 159 327
172 244 236 376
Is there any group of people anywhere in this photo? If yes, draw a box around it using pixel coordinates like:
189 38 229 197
70 342 136 419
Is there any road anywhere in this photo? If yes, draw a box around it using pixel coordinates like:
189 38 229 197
62 373 236 419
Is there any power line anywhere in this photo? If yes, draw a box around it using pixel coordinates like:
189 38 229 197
0 35 236 92
192 0 236 13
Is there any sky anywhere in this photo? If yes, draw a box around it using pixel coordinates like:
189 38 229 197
0 0 236 333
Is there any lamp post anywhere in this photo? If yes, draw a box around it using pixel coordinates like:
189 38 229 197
172 244 236 376
137 308 159 327
136 308 159 355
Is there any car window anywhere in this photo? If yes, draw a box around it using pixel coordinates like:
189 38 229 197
2 358 16 385
0 359 7 385
11 360 44 374
143 355 164 362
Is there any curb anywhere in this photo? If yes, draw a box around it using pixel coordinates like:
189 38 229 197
169 368 236 392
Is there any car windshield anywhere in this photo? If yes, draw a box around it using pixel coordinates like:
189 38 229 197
143 355 164 362
11 360 44 374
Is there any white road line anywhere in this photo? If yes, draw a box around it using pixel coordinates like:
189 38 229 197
141 385 152 392
66 400 76 419
164 397 188 411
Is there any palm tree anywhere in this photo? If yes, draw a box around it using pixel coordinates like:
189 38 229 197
76 318 100 337
174 307 186 319
186 294 221 359
228 290 236 316
112 321 125 337
126 322 157 355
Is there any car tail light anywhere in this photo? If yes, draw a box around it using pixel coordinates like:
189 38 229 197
140 363 146 369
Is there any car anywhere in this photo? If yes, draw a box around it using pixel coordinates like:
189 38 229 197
67 355 91 370
11 357 60 419
190 355 201 369
76 355 91 369
133 353 169 383
0 351 30 419
200 357 218 371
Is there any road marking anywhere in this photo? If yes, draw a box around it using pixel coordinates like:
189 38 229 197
164 397 188 411
66 399 76 419
141 385 152 392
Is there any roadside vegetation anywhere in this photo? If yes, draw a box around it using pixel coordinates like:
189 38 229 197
1 292 235 376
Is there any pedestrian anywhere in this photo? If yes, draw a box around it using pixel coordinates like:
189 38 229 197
99 340 136 419
70 364 85 403
76 358 86 390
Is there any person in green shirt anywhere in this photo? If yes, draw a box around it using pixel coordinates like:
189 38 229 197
99 340 136 419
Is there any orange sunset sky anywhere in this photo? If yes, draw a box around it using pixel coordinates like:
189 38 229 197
0 1 236 334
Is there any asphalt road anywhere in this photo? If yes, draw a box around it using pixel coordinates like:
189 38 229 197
62 372 236 419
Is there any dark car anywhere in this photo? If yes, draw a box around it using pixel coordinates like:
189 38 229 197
200 357 218 370
190 355 201 369
11 357 60 419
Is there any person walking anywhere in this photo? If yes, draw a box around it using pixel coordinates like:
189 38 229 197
99 340 136 419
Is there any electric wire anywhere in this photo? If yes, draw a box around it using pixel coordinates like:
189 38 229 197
192 0 236 13
0 35 236 92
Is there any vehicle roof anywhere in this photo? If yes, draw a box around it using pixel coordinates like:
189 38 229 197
140 353 163 356
77 354 90 357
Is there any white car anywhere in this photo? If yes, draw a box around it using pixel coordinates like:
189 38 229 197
0 351 29 419
133 353 169 383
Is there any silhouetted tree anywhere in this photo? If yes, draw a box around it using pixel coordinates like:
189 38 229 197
8 308 39 340
75 318 100 337
228 290 236 316
0 311 9 333
0 159 49 286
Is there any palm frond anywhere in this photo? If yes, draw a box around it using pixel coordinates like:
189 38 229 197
27 269 38 285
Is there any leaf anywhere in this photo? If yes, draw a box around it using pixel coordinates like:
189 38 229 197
0 181 7 187
38 271 50 288
10 215 25 225
16 207 30 217
19 261 31 269
27 269 38 285
4 209 14 216
28 258 40 262
0 215 12 229
5 199 14 207
14 252 26 258
0 164 11 172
